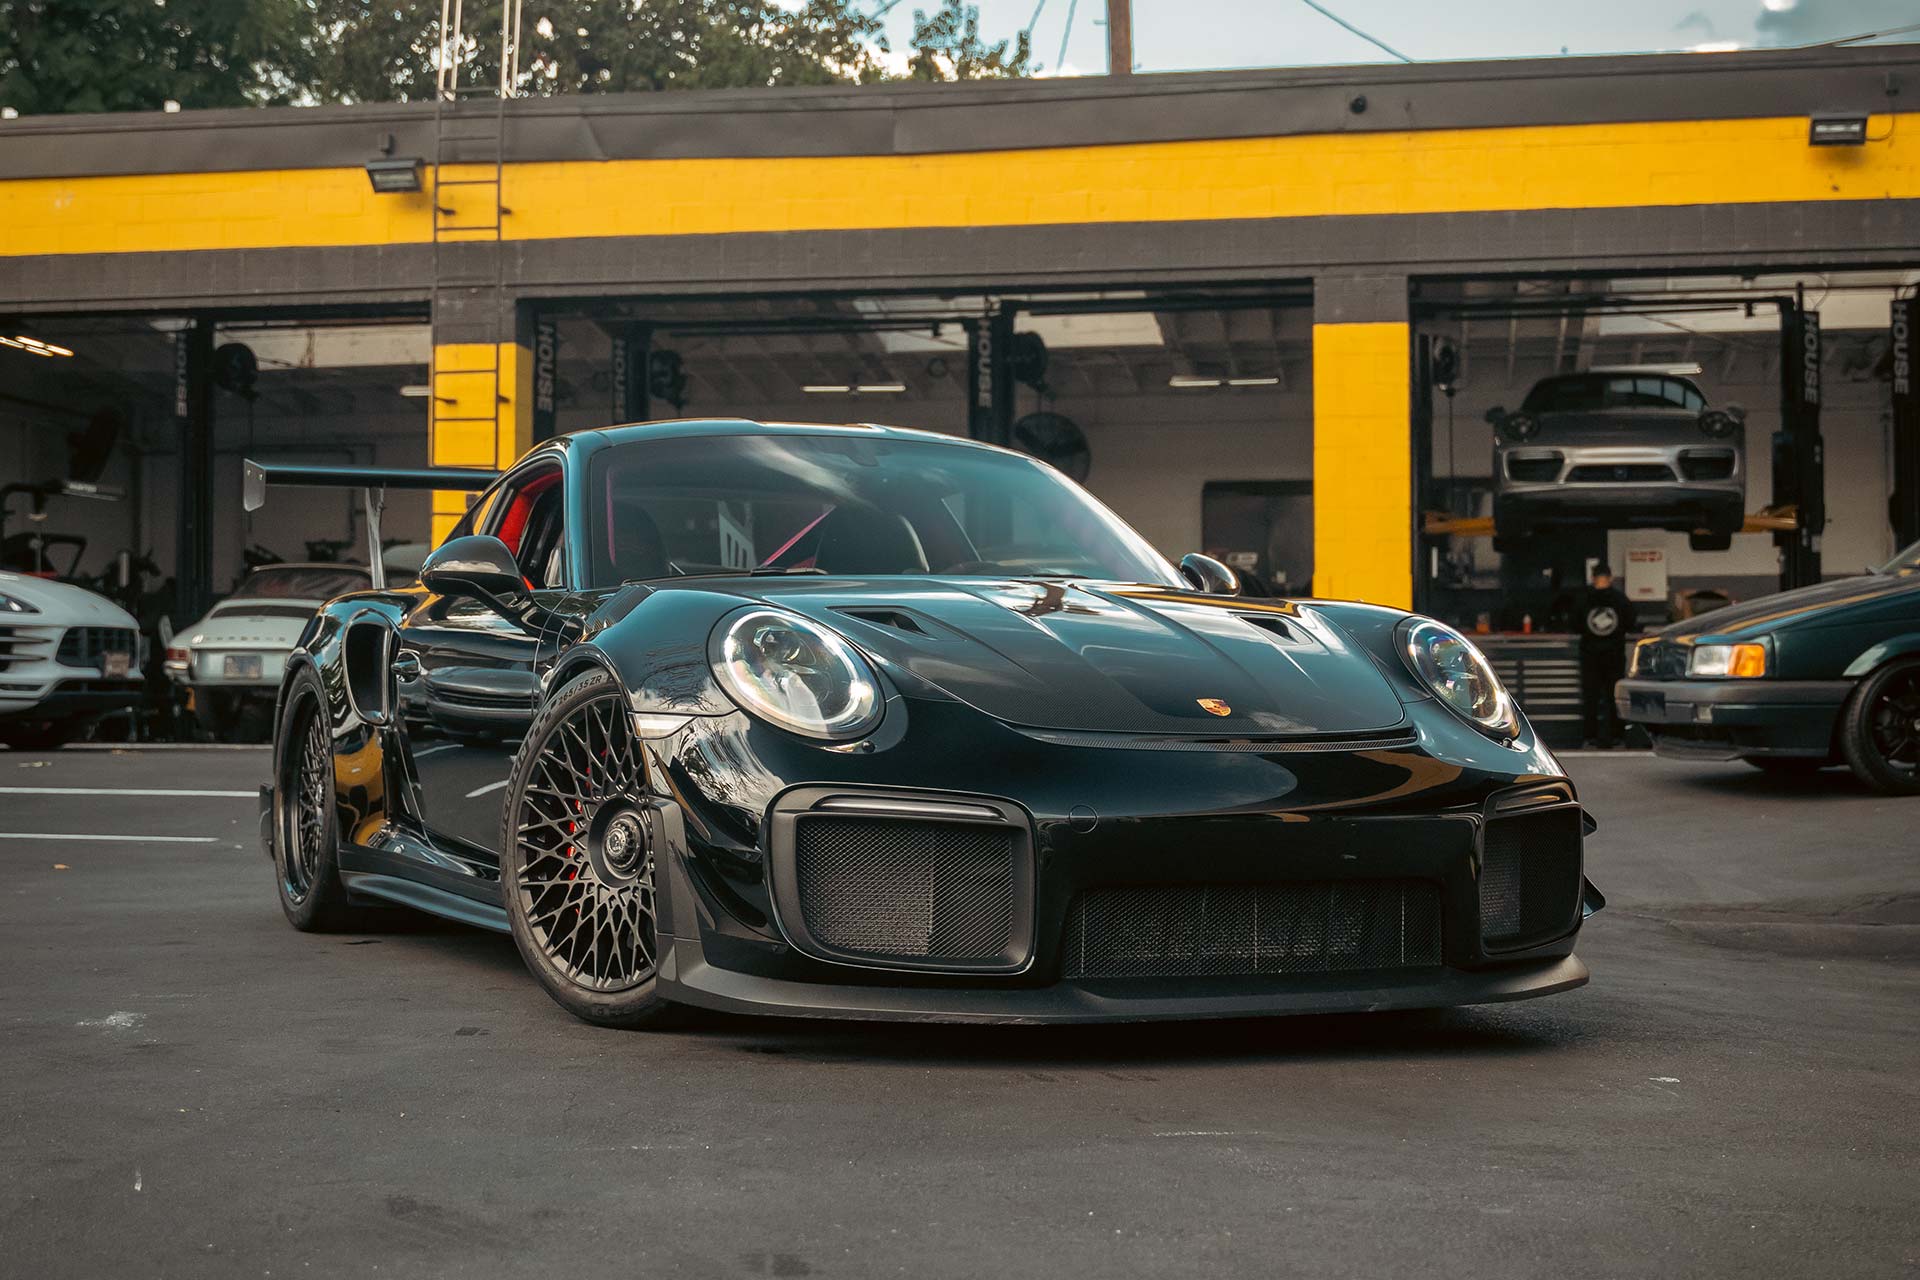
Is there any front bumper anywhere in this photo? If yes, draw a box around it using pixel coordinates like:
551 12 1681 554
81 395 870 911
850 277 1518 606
0 676 145 725
1496 482 1743 532
644 702 1598 1023
657 935 1588 1024
1616 676 1851 758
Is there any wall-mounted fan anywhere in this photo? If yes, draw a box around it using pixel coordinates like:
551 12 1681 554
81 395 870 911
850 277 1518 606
1012 411 1090 482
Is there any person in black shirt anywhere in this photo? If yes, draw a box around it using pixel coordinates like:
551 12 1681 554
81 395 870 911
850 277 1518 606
1565 563 1634 748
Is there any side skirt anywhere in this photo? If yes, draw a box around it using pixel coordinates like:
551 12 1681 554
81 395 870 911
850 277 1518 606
339 870 512 934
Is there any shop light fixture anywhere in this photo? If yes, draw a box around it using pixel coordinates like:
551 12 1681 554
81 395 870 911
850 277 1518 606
1808 113 1868 146
802 384 853 394
1591 362 1704 377
1169 375 1222 389
398 384 432 398
1227 376 1281 387
0 334 74 357
854 383 906 394
365 156 425 193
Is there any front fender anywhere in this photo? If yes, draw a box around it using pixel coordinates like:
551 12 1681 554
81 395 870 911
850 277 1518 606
1842 633 1920 678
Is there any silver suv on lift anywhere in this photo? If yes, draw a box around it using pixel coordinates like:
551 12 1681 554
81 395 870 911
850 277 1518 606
1488 372 1746 554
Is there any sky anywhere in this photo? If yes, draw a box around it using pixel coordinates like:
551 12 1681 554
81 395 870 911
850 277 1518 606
873 0 1920 77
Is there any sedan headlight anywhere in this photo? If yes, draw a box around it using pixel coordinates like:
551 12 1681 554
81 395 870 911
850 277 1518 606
0 592 38 614
709 608 882 740
1399 618 1520 740
1687 642 1767 678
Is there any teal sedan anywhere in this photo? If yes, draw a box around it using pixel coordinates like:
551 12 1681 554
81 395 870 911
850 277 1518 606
1617 542 1920 794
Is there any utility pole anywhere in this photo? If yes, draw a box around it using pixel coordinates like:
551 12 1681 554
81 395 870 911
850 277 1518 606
1106 0 1132 75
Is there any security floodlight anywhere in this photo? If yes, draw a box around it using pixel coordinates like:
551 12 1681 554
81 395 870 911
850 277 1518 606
1808 114 1868 146
365 156 424 193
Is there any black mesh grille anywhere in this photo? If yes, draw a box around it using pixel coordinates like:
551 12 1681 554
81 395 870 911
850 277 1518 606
56 627 135 669
1060 880 1442 980
1505 453 1564 482
1479 808 1583 950
1566 464 1676 483
794 816 1016 963
1678 449 1737 480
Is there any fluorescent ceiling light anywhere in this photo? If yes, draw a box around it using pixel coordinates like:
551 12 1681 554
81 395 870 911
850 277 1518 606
1227 376 1280 387
1589 363 1704 377
854 383 906 393
803 384 852 394
3 334 71 357
1169 375 1222 388
398 384 432 397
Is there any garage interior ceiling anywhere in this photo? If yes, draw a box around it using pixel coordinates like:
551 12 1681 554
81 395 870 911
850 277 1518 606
1418 270 1919 390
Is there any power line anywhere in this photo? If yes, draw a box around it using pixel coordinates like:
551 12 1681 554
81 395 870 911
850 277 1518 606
1297 0 1412 63
1025 0 1049 39
1056 0 1080 72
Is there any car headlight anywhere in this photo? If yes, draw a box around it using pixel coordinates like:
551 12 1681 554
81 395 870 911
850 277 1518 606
1399 618 1520 740
0 592 38 614
708 608 882 740
1687 642 1767 678
1497 412 1540 443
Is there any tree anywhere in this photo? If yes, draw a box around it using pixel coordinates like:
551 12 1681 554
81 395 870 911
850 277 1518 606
296 0 895 103
906 0 1032 81
0 0 310 114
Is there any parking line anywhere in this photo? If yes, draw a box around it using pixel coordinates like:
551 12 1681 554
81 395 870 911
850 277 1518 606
0 833 220 843
0 787 257 798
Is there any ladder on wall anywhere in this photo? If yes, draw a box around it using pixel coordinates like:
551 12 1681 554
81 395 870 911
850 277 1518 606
428 0 523 468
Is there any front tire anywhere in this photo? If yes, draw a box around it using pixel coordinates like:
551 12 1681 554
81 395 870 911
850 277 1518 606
1840 658 1920 795
500 668 680 1029
272 664 365 929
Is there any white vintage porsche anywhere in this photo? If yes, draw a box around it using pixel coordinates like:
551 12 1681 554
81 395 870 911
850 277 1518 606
166 563 372 740
0 570 143 750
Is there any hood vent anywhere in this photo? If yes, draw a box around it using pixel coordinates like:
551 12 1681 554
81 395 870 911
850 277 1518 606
835 608 928 637
1238 615 1296 643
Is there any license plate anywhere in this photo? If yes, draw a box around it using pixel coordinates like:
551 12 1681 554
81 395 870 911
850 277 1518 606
224 654 263 680
1631 690 1665 717
103 652 131 678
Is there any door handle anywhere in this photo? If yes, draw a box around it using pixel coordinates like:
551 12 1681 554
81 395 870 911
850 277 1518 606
392 652 422 682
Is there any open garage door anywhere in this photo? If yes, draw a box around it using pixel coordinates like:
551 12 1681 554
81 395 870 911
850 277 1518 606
529 285 1312 583
1411 270 1919 745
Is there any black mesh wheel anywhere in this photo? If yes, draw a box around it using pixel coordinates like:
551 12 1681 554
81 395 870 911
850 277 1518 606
1842 658 1920 796
501 669 680 1028
272 664 363 931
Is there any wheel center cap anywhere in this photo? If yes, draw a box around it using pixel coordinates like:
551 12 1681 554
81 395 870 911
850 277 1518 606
602 813 644 874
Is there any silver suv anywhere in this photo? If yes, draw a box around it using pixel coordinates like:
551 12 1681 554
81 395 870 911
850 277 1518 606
1489 373 1745 553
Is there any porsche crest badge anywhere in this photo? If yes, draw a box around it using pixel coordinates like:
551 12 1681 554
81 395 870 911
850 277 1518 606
1197 698 1233 717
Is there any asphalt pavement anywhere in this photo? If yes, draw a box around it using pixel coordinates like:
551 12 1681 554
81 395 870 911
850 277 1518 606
1 746 1915 1279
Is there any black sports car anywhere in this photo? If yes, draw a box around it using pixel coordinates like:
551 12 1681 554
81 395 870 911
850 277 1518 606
258 420 1602 1028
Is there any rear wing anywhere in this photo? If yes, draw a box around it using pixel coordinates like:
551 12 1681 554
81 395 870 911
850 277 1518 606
243 459 496 590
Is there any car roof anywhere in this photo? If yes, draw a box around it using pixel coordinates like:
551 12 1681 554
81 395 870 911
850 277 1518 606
561 418 1021 458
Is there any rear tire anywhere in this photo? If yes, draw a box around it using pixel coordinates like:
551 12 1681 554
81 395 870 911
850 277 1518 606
500 668 682 1029
1839 658 1920 795
272 664 369 930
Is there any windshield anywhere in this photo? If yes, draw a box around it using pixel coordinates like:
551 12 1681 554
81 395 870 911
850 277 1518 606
1522 374 1706 414
1877 541 1920 576
232 566 371 600
586 433 1178 588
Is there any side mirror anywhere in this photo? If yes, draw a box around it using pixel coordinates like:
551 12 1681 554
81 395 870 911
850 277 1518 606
420 535 527 611
1484 405 1507 426
1179 552 1241 596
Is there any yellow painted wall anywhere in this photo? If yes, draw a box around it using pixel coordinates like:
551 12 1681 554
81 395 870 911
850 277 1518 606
1312 322 1413 609
2 113 1913 258
429 341 529 543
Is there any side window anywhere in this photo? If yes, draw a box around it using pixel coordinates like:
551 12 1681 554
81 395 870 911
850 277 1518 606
484 465 568 590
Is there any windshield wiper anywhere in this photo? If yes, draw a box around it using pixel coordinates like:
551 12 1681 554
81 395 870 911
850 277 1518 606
747 566 827 576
